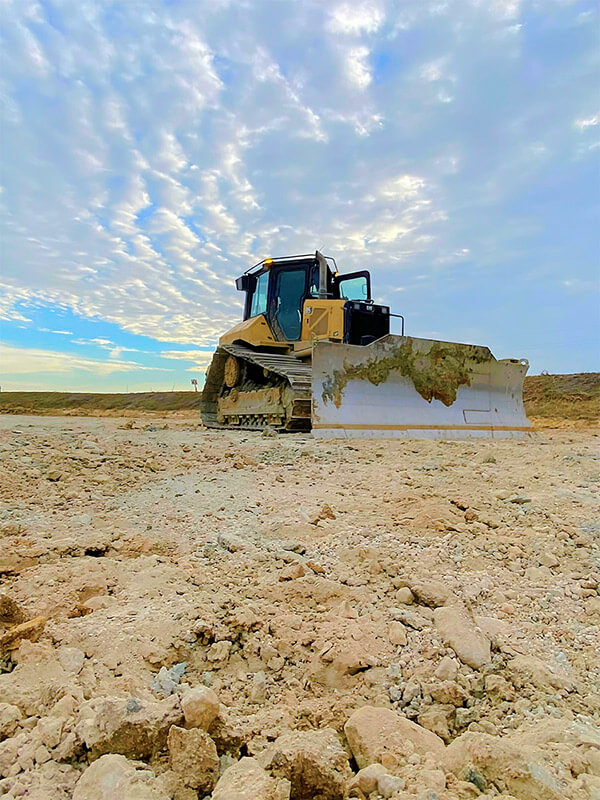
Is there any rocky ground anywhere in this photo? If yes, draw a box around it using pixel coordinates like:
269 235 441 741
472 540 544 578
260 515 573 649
0 414 599 800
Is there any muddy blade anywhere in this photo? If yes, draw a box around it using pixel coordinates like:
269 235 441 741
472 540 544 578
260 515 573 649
311 335 532 439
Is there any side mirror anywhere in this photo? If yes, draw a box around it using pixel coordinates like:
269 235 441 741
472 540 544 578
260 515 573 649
236 274 256 293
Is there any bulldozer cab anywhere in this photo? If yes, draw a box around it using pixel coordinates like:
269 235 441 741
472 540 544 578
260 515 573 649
237 256 317 341
235 252 387 345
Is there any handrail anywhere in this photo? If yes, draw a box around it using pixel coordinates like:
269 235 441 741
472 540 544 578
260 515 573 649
390 313 405 336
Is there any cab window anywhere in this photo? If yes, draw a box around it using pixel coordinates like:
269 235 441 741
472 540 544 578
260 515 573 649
309 264 320 297
338 275 368 301
250 271 269 317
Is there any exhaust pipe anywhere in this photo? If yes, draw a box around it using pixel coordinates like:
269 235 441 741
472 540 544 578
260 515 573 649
316 250 329 299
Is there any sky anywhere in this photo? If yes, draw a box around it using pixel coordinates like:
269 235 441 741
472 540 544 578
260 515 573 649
0 0 599 392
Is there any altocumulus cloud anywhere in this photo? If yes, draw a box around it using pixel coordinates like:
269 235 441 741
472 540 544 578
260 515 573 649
0 0 598 389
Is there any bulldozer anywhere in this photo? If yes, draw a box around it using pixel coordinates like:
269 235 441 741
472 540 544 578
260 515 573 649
201 251 532 438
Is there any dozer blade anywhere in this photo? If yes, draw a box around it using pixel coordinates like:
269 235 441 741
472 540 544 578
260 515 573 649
311 335 532 440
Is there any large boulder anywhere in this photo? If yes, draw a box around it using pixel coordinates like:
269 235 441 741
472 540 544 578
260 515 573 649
344 706 445 773
167 725 219 793
77 695 183 759
442 731 565 800
433 606 491 669
212 757 291 800
258 728 352 800
72 754 169 800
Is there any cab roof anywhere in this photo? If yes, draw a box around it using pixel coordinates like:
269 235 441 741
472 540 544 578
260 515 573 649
244 252 338 275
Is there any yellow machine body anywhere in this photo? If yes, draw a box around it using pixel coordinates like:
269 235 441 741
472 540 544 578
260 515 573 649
219 314 284 349
301 299 346 344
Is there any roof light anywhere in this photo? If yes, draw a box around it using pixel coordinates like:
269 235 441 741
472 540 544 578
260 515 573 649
264 258 273 267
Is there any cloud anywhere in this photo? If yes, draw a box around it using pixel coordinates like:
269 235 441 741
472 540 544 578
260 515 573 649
328 2 385 35
0 344 159 375
419 58 448 82
160 349 215 369
0 286 33 322
343 46 373 89
379 175 426 201
489 0 521 20
574 114 599 131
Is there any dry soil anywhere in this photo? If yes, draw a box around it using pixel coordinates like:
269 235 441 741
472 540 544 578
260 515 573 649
0 415 599 799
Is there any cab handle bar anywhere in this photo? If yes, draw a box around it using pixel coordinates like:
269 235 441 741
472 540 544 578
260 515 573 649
390 313 405 336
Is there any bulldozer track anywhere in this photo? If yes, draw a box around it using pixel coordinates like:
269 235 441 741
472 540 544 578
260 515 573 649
201 344 313 431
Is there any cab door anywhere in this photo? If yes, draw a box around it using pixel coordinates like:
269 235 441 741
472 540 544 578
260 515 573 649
269 265 309 341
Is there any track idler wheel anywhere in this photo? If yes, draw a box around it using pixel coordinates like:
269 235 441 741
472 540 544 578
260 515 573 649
224 355 241 388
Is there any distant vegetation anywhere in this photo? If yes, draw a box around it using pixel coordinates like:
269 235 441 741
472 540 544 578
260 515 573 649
0 373 598 422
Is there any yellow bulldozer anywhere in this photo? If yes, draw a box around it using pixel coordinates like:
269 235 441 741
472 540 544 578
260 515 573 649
201 251 532 438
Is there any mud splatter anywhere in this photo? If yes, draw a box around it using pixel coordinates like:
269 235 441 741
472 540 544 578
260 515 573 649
321 339 493 408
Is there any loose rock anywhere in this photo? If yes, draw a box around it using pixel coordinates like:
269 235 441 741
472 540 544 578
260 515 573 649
72 754 169 800
181 685 220 729
212 756 291 800
433 606 491 669
442 731 566 800
0 595 27 626
344 706 445 773
151 662 186 696
434 656 459 681
0 704 22 739
0 616 47 653
396 587 414 604
506 654 574 691
388 621 408 646
167 725 219 792
410 580 455 607
258 728 352 800
77 694 183 759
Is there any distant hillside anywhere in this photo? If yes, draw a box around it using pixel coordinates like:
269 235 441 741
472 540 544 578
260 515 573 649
0 373 598 422
0 391 201 415
523 372 599 422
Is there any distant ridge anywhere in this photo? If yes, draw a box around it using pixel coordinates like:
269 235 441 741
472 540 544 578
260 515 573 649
523 372 599 422
0 373 598 421
0 391 201 415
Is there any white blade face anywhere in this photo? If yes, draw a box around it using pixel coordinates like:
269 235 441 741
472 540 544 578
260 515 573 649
311 335 532 440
